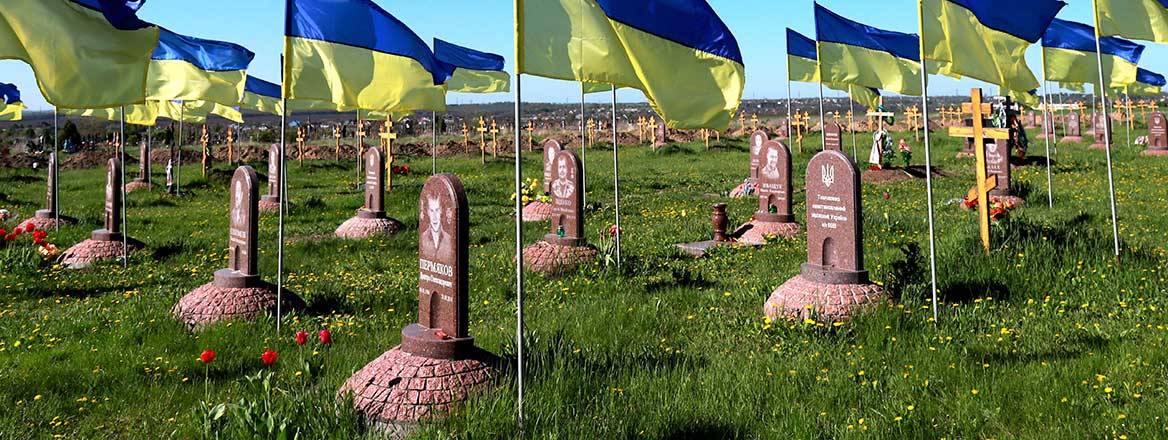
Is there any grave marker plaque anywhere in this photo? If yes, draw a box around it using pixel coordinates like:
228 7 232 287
749 131 768 180
406 174 473 358
984 140 1010 197
802 150 866 284
823 122 843 152
1065 112 1082 138
545 149 585 246
359 147 385 218
541 139 562 194
1091 113 1113 147
214 166 260 288
754 140 793 223
36 153 58 218
137 141 151 182
1149 112 1167 151
262 145 280 203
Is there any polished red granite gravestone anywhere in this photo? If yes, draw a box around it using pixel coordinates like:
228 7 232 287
823 122 843 152
730 131 768 198
523 139 563 222
1144 112 1168 156
764 150 886 321
173 166 303 328
258 145 281 213
1089 113 1113 150
340 174 495 435
125 141 152 192
336 147 404 238
522 149 598 274
61 158 143 268
737 140 801 244
1061 112 1082 144
20 152 76 230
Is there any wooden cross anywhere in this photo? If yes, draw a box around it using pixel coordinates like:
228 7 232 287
490 119 499 158
586 118 596 149
636 117 646 143
790 114 806 152
905 106 921 141
947 88 1010 254
738 113 746 133
226 127 235 164
380 118 397 190
526 120 535 151
750 113 759 132
461 122 470 154
476 116 488 164
295 126 306 166
648 117 659 148
201 125 211 176
701 128 710 150
333 124 342 160
866 110 895 132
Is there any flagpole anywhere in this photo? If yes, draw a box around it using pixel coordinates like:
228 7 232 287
1091 0 1122 257
119 106 128 268
580 83 587 208
1123 90 1131 148
848 85 857 160
178 102 184 195
513 72 526 427
53 107 59 232
817 81 826 151
787 67 793 140
432 110 438 174
611 86 621 269
916 0 940 324
1040 50 1054 208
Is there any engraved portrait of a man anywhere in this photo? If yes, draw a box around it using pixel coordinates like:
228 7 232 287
551 156 575 200
761 146 781 180
420 195 453 262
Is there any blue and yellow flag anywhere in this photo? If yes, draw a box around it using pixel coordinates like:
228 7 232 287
519 0 745 129
582 82 615 95
434 38 510 94
241 76 283 116
60 104 158 126
1043 19 1144 89
148 28 255 106
1130 68 1167 96
922 0 1063 102
285 0 449 113
787 28 881 110
152 100 211 124
1097 0 1168 43
0 0 160 108
0 82 22 121
814 3 922 96
210 103 243 123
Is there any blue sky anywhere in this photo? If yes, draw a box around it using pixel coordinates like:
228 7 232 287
4 0 1165 111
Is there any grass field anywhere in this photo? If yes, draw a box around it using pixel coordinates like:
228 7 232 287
1 126 1167 439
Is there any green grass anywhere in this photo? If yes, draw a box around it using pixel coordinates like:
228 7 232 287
1 127 1167 439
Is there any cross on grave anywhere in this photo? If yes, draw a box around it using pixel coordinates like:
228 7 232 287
476 117 488 163
586 118 596 149
200 125 211 177
738 113 746 133
490 119 500 158
905 106 921 141
751 114 759 132
846 110 854 131
226 127 235 164
648 117 659 147
461 122 470 154
790 115 806 152
379 119 397 190
947 88 1010 254
701 129 710 150
295 127 306 166
866 111 895 132
636 117 646 143
333 124 343 160
526 120 535 151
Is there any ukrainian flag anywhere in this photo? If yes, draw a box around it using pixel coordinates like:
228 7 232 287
1097 0 1168 43
148 28 255 106
582 82 615 94
1043 19 1145 89
1060 82 1088 93
0 0 160 108
241 76 283 116
0 82 22 121
787 28 882 111
814 3 922 96
921 0 1063 99
519 0 745 129
152 100 211 124
285 0 449 113
1130 68 1166 96
434 39 510 94
211 103 244 123
60 104 158 126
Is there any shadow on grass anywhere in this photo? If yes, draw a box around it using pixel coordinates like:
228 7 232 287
497 330 708 389
0 174 40 184
968 333 1110 365
656 421 746 440
151 241 186 262
644 265 718 292
653 144 699 156
1011 155 1056 167
938 280 1010 303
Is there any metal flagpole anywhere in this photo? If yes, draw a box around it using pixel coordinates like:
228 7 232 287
277 97 288 334
119 106 128 268
817 81 826 151
177 101 184 195
848 85 857 160
513 73 526 426
1091 0 1122 257
611 86 621 269
580 83 587 208
432 111 438 174
916 0 940 324
787 68 793 140
1123 90 1131 147
53 108 59 231
1041 51 1054 208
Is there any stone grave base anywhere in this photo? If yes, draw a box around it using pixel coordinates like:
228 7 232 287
728 179 757 198
674 240 743 258
258 197 280 213
1059 136 1083 144
60 237 143 269
992 195 1025 208
335 216 404 239
1088 142 1111 150
19 213 77 231
1141 149 1168 156
339 346 496 437
764 275 887 322
172 282 304 329
521 201 552 222
124 180 152 193
734 220 801 245
955 151 976 159
522 241 599 275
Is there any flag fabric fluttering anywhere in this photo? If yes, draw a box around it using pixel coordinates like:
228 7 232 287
241 76 283 116
519 0 745 129
814 3 922 96
921 0 1064 103
434 38 510 93
148 28 255 106
154 100 212 124
582 82 615 95
59 104 158 126
0 0 160 108
1128 68 1167 96
210 103 243 123
0 82 23 121
284 0 450 113
1043 19 1145 89
1096 0 1168 43
787 28 882 110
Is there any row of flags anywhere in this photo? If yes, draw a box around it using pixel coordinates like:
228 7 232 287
0 82 23 122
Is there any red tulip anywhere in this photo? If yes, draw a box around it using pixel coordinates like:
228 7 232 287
260 349 278 366
882 192 891 200
11 226 22 235
199 350 216 364
318 329 331 345
24 224 35 232
4 234 15 242
0 228 6 237
294 331 308 346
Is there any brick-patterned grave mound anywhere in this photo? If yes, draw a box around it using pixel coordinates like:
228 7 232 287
335 216 404 239
522 241 599 275
735 221 801 244
521 201 552 222
124 180 152 193
171 282 304 329
19 213 76 231
60 237 144 269
764 275 887 322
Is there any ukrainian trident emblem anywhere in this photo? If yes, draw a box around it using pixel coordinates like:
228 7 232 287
821 164 836 188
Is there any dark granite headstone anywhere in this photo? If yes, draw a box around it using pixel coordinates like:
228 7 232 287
359 147 385 219
801 150 866 284
654 118 667 147
1149 112 1167 151
985 139 1011 197
1065 112 1082 138
261 145 280 204
92 159 122 241
749 131 768 180
214 167 260 288
754 140 793 223
35 153 57 219
545 149 585 247
137 141 150 182
823 122 843 152
405 174 473 359
541 139 562 194
1091 113 1113 148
